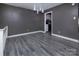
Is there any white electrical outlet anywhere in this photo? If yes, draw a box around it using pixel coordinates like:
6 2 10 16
78 18 79 24
72 3 75 6
73 16 76 20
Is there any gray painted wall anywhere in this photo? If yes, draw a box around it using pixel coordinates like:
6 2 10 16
0 4 44 36
45 3 79 40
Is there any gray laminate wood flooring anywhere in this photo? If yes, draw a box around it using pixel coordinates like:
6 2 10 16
4 32 79 56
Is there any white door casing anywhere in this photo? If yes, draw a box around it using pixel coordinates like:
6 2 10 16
44 11 53 34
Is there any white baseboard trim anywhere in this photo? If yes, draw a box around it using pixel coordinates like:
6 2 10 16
7 31 79 43
8 31 44 38
52 34 79 43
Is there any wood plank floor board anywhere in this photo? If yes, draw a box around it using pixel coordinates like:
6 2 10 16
4 33 79 56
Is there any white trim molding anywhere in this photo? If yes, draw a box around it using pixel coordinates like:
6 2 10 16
8 31 44 38
44 11 53 33
52 34 79 43
7 30 79 43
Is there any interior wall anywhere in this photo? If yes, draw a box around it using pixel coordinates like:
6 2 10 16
0 3 44 36
45 3 79 40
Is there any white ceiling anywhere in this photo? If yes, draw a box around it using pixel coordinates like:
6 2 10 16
6 3 62 10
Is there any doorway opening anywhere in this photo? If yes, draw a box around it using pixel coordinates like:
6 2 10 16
44 11 53 34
